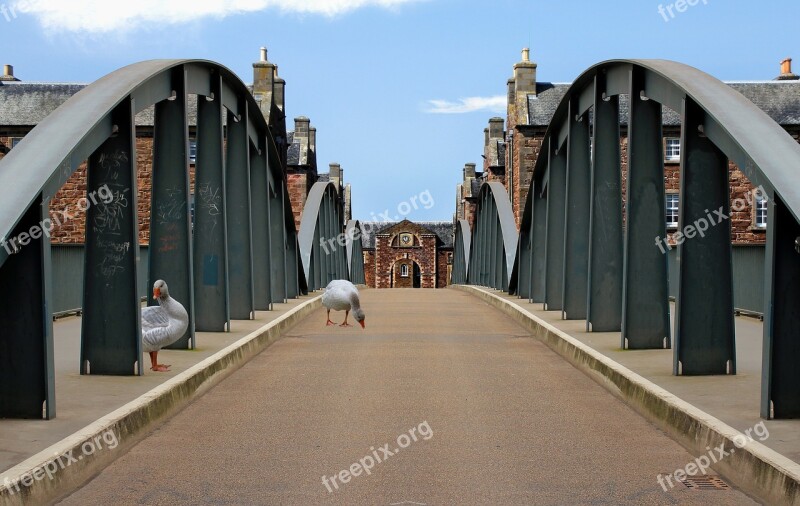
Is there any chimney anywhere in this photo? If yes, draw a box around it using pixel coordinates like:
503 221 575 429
777 58 799 81
485 117 505 169
0 64 19 82
514 48 537 96
329 163 342 189
274 73 286 112
294 117 310 165
309 127 317 153
484 128 490 147
489 117 504 139
252 48 275 119
464 163 476 180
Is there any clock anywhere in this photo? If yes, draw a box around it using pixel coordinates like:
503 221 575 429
400 233 413 247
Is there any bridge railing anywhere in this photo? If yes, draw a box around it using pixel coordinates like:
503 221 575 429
454 59 800 419
298 182 351 291
0 59 355 419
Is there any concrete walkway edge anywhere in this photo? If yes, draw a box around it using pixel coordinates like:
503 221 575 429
455 285 800 505
0 295 322 506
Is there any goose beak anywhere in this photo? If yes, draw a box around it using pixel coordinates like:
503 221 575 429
359 320 365 329
153 288 161 299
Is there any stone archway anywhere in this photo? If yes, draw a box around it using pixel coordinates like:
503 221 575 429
390 258 422 288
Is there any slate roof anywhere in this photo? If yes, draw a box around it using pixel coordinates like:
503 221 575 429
286 131 301 166
526 80 800 127
0 81 202 126
359 221 454 249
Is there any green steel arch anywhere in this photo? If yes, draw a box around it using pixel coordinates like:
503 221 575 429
451 219 471 285
508 59 800 418
0 59 305 418
345 220 366 285
467 182 518 291
298 181 350 291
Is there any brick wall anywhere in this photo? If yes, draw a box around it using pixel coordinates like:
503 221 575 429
364 250 375 287
374 229 438 289
287 171 308 232
436 250 452 288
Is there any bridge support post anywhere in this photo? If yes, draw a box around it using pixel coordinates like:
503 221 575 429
81 98 142 375
586 77 623 332
544 140 567 311
761 195 800 418
194 76 230 331
563 99 591 320
622 69 670 349
531 183 547 303
250 137 271 311
674 98 735 375
150 67 194 350
0 197 55 417
226 103 254 320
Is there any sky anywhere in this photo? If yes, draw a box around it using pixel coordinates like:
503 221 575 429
2 0 798 222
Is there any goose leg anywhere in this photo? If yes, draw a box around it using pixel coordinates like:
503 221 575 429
326 309 336 326
149 351 170 372
340 310 352 327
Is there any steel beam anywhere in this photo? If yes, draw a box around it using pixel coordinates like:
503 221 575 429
149 68 194 349
761 195 800 418
562 99 591 319
193 77 230 332
532 184 547 303
622 69 670 349
0 196 55 418
587 77 623 332
544 142 567 311
250 138 271 311
226 103 254 320
81 98 142 375
674 98 735 375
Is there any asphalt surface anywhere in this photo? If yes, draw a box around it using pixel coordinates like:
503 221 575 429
58 289 758 505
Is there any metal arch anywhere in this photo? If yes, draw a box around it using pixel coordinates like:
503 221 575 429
451 219 471 285
468 182 518 289
298 181 347 290
345 220 366 285
510 58 800 418
0 59 270 266
0 58 301 418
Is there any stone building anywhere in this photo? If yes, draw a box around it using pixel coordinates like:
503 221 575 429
360 220 453 289
456 51 800 247
0 49 349 246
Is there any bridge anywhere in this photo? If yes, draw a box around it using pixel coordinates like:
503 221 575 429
1 57 800 505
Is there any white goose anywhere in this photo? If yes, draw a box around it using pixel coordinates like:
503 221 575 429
141 279 189 371
322 280 365 328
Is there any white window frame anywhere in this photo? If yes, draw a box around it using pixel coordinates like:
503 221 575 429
665 138 681 162
400 264 409 277
189 139 197 164
754 190 768 229
666 193 680 229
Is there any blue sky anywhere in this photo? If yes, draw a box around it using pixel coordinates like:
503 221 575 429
3 0 798 221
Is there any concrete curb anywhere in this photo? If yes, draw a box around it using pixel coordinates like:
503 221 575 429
0 295 322 506
455 285 800 505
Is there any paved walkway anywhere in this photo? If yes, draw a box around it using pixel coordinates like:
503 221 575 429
487 289 800 464
0 295 316 474
59 289 755 505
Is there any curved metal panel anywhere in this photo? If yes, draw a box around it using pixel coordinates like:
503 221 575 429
298 181 346 289
345 220 366 285
470 182 518 289
451 219 471 285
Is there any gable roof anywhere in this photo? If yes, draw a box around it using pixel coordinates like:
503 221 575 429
359 220 454 249
526 80 800 127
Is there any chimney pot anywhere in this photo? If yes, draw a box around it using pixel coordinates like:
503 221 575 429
260 47 267 62
777 57 799 80
521 48 530 62
0 64 19 81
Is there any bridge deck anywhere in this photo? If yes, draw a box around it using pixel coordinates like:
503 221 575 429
58 289 754 504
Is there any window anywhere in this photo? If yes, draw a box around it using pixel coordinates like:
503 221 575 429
189 139 197 164
10 137 22 149
754 190 768 229
447 252 453 265
665 138 680 161
666 193 680 229
400 264 409 277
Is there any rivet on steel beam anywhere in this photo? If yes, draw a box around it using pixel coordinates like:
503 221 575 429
167 90 178 101
110 124 120 137
205 93 215 102
795 236 800 254
697 124 707 138
639 90 650 101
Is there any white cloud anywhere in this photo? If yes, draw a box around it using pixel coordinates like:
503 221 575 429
13 0 423 33
423 95 506 114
